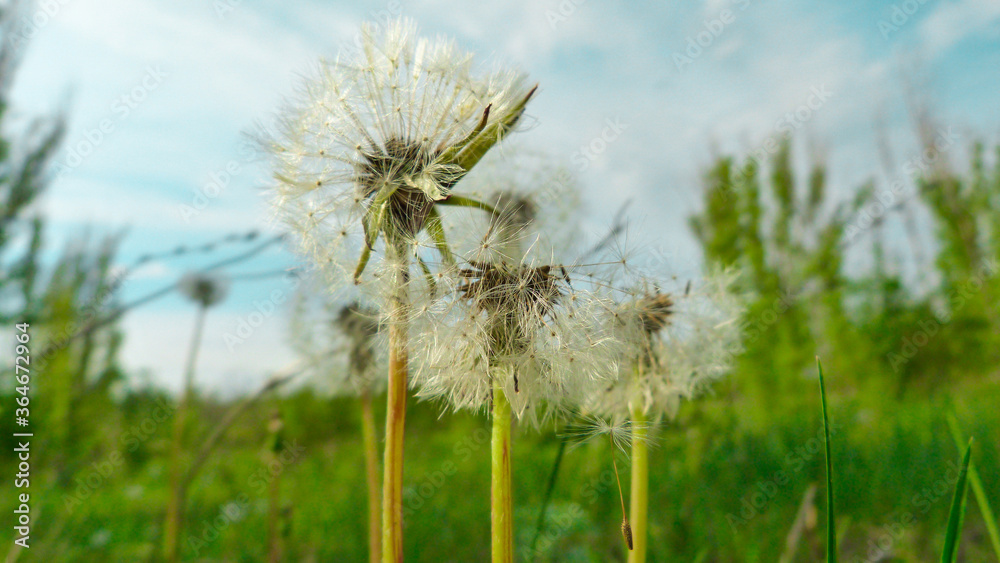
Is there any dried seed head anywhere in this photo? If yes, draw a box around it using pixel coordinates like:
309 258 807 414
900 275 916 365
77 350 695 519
262 17 535 295
489 190 537 232
289 276 385 397
177 271 229 308
636 291 673 333
335 301 380 343
335 302 381 377
356 137 452 239
458 261 564 319
410 255 622 425
584 269 744 421
622 518 633 551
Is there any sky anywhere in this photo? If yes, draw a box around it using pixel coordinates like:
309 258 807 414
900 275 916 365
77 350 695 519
7 0 1000 396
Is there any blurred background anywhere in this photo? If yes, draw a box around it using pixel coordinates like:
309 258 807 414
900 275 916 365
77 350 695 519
1 0 999 560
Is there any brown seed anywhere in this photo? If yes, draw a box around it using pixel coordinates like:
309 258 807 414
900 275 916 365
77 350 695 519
621 519 633 550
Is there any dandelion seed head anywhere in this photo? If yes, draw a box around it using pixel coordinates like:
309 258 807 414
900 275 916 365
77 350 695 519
586 268 744 421
260 17 534 299
411 254 623 426
288 274 386 397
177 271 229 308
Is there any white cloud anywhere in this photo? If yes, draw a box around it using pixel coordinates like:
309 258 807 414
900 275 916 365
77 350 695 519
919 0 1000 56
7 1 1000 393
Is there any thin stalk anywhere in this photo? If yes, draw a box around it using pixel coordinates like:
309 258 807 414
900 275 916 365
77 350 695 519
947 414 1000 560
817 358 836 563
382 244 409 563
267 452 283 562
362 390 382 563
164 304 208 562
628 407 649 563
491 380 514 563
611 437 633 553
529 437 566 555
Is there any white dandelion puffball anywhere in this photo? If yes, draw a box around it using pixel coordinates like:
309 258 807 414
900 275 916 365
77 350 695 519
177 271 230 308
289 279 385 397
438 150 586 266
410 256 621 425
590 269 744 421
262 17 536 296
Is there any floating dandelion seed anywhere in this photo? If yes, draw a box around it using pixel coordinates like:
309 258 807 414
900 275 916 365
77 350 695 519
559 415 653 455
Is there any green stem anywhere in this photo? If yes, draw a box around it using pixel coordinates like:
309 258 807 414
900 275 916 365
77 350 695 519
628 407 649 563
362 391 382 563
491 380 514 563
382 246 409 563
267 449 283 562
163 304 207 562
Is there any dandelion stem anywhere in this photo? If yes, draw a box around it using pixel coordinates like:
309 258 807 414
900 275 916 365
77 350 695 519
628 407 649 563
361 390 382 563
163 304 207 563
382 245 409 563
491 379 514 563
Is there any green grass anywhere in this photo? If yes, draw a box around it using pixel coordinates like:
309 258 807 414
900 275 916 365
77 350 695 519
4 378 999 561
817 358 836 563
941 439 972 562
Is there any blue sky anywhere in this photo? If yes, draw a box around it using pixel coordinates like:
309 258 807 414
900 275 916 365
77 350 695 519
10 0 1000 395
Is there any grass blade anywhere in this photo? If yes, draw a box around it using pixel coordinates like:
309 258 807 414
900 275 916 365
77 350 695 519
940 438 973 563
947 414 1000 561
817 357 836 563
529 437 566 556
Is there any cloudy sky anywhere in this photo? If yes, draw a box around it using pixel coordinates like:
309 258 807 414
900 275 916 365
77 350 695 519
9 0 1000 395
